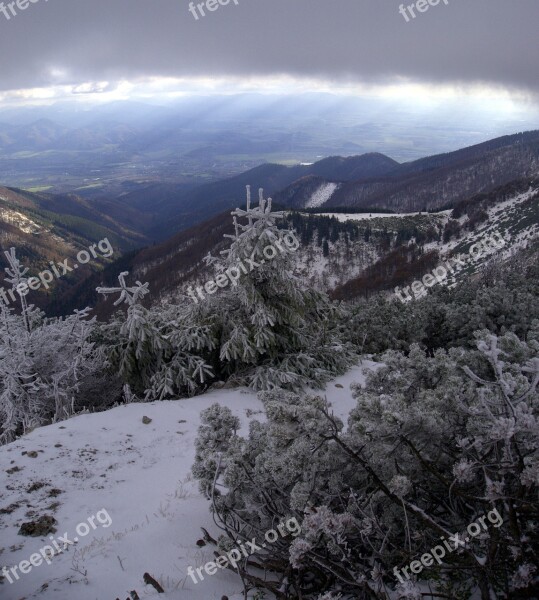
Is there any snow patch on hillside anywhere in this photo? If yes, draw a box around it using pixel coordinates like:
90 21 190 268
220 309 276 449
305 182 339 208
0 208 43 234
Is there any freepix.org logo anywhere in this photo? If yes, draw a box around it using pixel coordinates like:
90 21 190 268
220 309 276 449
0 0 48 22
1 509 112 585
394 230 508 303
0 238 114 307
186 518 301 584
399 0 450 23
188 0 239 21
393 508 503 584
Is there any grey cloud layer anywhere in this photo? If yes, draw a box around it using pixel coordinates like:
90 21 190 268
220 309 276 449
0 0 538 93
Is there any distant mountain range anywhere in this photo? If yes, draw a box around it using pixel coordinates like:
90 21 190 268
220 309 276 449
2 96 537 206
100 130 539 239
1 129 539 314
0 118 138 153
274 131 539 212
124 152 400 239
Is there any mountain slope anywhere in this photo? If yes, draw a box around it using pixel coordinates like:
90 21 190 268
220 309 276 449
4 132 539 316
0 187 147 248
274 130 539 212
50 210 236 319
331 177 539 300
0 186 149 311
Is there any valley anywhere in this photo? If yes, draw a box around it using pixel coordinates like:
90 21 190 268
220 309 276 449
1 4 539 600
2 128 539 317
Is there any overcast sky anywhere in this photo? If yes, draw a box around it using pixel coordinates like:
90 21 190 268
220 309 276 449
0 0 538 104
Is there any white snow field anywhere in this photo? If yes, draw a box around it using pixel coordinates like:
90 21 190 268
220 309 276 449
315 210 451 222
0 363 376 600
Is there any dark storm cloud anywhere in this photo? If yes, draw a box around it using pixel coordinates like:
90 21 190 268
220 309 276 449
0 0 537 94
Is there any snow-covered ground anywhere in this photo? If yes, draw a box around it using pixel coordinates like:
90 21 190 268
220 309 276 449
315 210 451 222
0 362 377 600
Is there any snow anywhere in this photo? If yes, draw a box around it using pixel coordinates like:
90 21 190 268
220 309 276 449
0 362 377 600
429 184 539 271
488 186 536 217
316 210 452 222
305 182 339 208
0 208 43 234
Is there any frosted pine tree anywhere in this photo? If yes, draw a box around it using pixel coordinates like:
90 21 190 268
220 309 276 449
0 300 42 444
3 247 32 332
0 248 48 442
0 249 103 444
97 272 215 399
96 272 162 395
183 186 356 391
101 187 356 399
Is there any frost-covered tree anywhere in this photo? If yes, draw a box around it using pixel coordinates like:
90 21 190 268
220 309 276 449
0 249 106 444
96 271 216 399
96 272 164 395
192 403 240 497
193 329 539 599
98 187 357 400
146 186 356 396
0 300 42 444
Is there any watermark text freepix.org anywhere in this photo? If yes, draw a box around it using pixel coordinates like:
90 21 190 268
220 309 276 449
393 508 503 583
188 0 239 21
187 231 299 304
187 517 301 584
0 238 114 307
399 0 450 22
1 508 112 584
394 230 507 303
0 0 48 21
